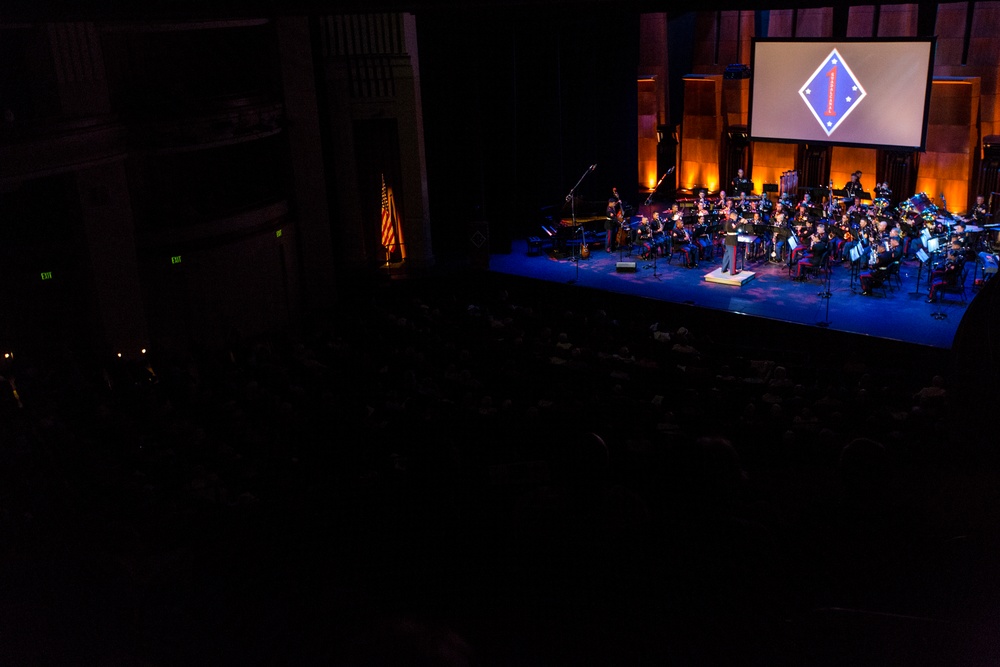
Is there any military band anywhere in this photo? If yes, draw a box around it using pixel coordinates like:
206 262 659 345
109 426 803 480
583 177 991 303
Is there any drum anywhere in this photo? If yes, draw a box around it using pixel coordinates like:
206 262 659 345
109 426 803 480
987 225 1000 247
898 192 933 216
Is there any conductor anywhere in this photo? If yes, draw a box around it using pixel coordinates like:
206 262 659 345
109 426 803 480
721 210 741 276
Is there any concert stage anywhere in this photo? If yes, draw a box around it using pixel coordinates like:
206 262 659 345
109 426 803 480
488 239 981 350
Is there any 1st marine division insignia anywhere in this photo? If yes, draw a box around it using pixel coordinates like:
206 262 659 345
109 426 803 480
799 48 866 137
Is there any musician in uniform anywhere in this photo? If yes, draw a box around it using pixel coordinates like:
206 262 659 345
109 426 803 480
721 210 741 276
635 216 654 260
649 210 667 256
735 191 754 218
696 189 711 210
859 237 899 295
844 171 864 199
874 219 890 245
730 168 752 196
949 222 967 246
927 249 962 303
605 196 620 252
715 190 729 214
796 192 816 223
874 181 892 205
793 224 830 280
672 219 699 268
788 209 816 268
887 226 905 257
757 193 773 219
825 193 845 221
846 196 868 225
971 195 989 223
747 211 766 260
694 200 711 223
828 214 850 261
768 209 789 263
948 237 971 265
841 214 870 265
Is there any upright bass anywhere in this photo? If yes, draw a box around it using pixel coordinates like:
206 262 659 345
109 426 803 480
612 188 630 248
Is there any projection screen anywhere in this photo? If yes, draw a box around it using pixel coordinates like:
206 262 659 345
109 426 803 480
749 38 936 151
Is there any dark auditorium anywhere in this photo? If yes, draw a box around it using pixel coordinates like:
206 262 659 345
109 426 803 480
3 0 1000 664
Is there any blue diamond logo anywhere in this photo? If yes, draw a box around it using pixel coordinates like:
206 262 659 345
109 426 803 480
799 48 866 137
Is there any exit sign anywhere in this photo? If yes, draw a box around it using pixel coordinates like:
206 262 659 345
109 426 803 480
275 229 283 238
40 271 53 281
171 255 182 264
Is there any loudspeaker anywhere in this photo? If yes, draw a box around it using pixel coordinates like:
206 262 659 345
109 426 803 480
616 261 637 272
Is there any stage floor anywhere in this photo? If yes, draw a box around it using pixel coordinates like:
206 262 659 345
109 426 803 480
489 240 975 350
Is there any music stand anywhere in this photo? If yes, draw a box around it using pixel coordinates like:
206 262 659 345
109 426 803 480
849 244 864 292
913 248 931 295
786 236 800 271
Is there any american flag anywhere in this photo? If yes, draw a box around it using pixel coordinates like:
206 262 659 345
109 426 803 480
380 174 405 262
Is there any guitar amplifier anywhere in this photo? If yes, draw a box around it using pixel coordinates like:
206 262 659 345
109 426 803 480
616 261 637 272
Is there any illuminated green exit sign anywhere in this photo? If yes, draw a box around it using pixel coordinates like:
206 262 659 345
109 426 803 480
171 255 182 264
40 271 53 280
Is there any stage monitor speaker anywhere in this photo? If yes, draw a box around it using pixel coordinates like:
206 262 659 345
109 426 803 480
616 261 637 272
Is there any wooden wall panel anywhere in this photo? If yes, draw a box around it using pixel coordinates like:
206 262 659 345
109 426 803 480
638 78 660 190
766 9 794 37
830 147 877 195
680 75 723 192
847 6 876 38
794 8 833 37
722 77 748 128
969 3 1000 140
916 78 980 214
934 2 969 67
749 140 797 195
877 3 918 37
935 3 1000 141
691 12 721 72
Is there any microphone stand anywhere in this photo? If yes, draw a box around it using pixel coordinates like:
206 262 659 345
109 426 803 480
817 253 833 328
643 235 662 279
565 164 596 284
570 226 583 283
644 167 674 207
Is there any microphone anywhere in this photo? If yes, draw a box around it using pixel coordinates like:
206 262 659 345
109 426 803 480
666 166 675 175
590 164 597 171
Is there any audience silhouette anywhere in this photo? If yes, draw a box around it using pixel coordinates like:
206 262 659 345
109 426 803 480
0 269 997 665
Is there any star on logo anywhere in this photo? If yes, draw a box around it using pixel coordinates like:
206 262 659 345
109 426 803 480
799 48 866 137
